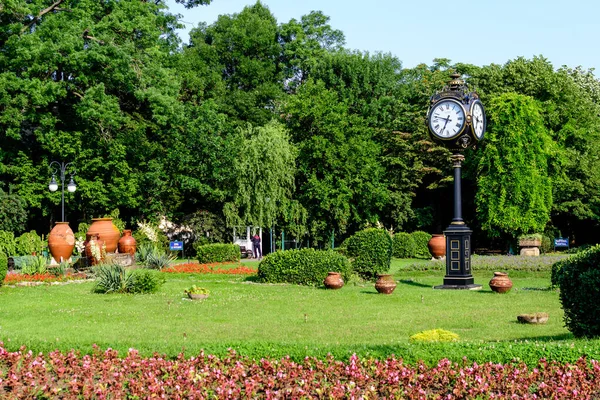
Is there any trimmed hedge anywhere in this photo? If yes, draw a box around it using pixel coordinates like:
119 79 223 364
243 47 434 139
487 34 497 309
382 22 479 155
392 232 415 258
0 251 7 287
553 245 600 338
257 248 352 286
344 228 392 280
411 231 432 259
194 243 241 263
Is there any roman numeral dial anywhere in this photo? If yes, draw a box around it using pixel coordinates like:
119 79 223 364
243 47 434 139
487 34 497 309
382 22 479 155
428 99 466 139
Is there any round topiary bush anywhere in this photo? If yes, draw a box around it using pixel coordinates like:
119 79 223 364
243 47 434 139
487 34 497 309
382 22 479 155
257 248 352 286
344 228 392 280
392 232 415 258
554 245 600 337
411 231 432 259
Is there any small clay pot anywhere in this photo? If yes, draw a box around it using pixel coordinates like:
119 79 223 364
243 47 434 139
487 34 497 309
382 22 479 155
118 229 137 256
323 272 344 289
489 272 513 293
375 274 397 294
428 234 446 259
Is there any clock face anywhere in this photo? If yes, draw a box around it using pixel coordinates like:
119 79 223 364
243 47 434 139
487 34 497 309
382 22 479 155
471 101 486 139
428 99 466 139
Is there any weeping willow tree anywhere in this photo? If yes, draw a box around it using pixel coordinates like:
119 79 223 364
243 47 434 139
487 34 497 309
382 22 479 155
475 93 555 240
223 120 304 234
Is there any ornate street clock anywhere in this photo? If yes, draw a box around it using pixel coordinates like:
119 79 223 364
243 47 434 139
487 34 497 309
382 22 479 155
427 74 486 151
427 73 486 290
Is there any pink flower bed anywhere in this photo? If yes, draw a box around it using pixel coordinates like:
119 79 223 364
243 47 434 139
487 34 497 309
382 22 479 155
1 344 600 398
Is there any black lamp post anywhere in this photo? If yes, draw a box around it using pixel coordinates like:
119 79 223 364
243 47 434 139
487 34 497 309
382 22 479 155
48 161 76 222
426 74 486 290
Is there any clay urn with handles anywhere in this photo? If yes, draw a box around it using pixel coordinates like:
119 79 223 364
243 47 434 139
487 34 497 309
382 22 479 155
118 229 137 256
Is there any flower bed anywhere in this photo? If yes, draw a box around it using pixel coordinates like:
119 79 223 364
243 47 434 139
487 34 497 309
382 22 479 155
163 262 257 275
1 345 599 398
3 272 88 285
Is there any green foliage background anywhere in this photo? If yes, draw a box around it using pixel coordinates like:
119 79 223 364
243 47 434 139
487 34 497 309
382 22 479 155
0 1 599 249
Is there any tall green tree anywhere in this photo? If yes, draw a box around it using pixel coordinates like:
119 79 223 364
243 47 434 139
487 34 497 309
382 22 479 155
283 78 389 244
463 57 600 241
476 93 554 239
224 120 299 230
0 0 197 227
187 2 283 126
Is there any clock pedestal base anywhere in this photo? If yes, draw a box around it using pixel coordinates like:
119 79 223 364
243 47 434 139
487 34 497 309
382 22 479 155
434 224 481 291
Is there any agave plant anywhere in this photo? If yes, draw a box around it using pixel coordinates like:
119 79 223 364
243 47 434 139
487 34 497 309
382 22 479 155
135 242 162 264
92 263 133 293
145 252 176 270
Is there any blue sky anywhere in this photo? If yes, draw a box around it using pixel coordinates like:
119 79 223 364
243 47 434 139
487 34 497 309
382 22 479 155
166 0 599 75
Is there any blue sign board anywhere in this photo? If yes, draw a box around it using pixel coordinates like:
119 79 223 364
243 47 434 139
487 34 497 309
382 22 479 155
169 241 184 251
554 238 569 248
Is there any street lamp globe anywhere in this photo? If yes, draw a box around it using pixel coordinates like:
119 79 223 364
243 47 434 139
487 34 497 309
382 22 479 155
49 176 59 192
67 177 77 193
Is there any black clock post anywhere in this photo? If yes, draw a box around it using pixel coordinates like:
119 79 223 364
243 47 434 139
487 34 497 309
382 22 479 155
426 73 485 290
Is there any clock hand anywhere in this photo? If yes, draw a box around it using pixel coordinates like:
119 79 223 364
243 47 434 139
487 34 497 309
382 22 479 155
441 115 451 132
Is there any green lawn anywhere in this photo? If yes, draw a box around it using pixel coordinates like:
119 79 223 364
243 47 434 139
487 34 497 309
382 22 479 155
0 258 592 364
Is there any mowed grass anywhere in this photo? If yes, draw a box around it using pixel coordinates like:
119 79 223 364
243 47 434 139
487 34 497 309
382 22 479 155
0 258 581 363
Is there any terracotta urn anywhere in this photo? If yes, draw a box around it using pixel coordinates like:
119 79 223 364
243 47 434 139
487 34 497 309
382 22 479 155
489 272 513 293
323 272 344 289
428 234 446 259
118 229 137 256
375 274 397 294
87 218 120 253
48 222 75 263
84 233 105 266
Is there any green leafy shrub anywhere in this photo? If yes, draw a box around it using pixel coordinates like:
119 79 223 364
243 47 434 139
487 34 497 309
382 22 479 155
540 235 553 254
518 233 543 241
392 232 415 258
15 231 46 256
554 245 600 337
0 231 16 257
135 242 164 264
128 269 165 293
341 229 392 280
194 243 240 263
93 264 164 294
0 252 7 286
21 256 47 275
258 248 352 286
410 231 432 259
409 329 459 343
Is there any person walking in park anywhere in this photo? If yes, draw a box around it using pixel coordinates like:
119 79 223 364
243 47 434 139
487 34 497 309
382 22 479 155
251 233 262 259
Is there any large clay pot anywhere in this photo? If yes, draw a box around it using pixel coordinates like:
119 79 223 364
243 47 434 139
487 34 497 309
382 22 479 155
84 233 105 266
118 229 137 256
87 218 120 253
323 272 344 289
48 222 75 263
489 272 513 293
428 234 446 259
375 274 397 294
